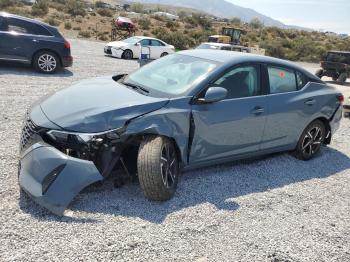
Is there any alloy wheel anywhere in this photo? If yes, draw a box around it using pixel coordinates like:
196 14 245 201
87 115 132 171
301 126 323 157
38 54 57 72
160 143 177 188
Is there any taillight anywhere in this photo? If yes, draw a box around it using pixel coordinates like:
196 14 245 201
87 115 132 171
64 40 71 49
337 94 344 103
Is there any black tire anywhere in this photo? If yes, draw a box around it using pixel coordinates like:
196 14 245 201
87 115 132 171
293 120 326 161
137 136 180 201
332 75 339 81
160 52 168 57
337 72 347 84
122 49 133 60
33 51 60 74
315 69 323 79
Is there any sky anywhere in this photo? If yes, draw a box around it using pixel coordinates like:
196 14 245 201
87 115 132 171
228 0 350 34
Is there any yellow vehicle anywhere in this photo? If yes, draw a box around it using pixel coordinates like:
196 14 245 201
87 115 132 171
208 35 232 44
209 27 244 45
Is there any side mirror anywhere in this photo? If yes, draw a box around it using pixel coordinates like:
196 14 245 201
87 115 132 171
198 86 227 104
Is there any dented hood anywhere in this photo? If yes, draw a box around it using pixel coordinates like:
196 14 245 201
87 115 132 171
40 76 169 132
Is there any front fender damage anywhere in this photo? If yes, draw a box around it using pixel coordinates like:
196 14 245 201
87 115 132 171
19 142 103 216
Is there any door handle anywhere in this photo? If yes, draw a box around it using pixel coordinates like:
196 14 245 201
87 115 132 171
251 106 264 115
305 99 316 106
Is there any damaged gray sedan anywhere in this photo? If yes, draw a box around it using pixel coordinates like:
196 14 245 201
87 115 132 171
19 50 343 215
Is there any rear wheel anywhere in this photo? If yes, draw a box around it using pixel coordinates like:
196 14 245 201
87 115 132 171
137 136 180 201
33 51 60 74
293 120 326 161
315 69 323 79
337 72 347 84
122 49 133 60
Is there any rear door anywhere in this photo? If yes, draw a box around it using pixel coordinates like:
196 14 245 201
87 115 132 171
260 65 313 150
0 17 41 62
150 39 165 58
190 64 268 164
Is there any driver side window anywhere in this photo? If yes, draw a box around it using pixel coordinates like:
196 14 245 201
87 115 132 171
213 65 260 99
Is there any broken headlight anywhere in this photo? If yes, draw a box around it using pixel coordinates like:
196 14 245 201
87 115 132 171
46 127 125 145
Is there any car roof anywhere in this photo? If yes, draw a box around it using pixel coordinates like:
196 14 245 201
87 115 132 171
179 49 305 69
134 36 162 41
0 12 54 29
200 42 232 47
328 51 350 55
178 49 320 82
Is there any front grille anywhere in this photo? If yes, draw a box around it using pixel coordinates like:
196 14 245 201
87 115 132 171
20 112 41 152
105 46 112 54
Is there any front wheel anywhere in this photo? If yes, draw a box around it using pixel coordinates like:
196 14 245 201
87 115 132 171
160 52 168 57
122 49 133 60
33 51 60 74
337 73 347 84
293 120 326 161
315 69 323 79
137 136 180 201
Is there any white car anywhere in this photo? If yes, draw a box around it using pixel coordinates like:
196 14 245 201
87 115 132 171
104 36 175 60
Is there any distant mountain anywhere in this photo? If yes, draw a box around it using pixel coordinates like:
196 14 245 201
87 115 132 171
130 0 308 29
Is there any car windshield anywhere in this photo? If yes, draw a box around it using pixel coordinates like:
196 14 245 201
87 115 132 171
123 37 141 44
197 43 220 50
327 52 350 64
124 54 218 97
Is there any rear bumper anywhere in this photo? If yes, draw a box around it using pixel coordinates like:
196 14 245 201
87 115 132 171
19 142 103 215
344 104 350 118
330 105 343 133
62 55 73 67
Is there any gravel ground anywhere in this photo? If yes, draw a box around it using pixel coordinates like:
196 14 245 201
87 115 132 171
0 39 350 262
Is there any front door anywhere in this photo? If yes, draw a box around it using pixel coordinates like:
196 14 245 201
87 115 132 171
190 64 267 164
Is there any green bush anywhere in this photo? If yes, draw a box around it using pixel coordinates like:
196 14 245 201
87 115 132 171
249 18 264 29
65 0 86 17
78 30 91 38
130 3 144 13
0 0 16 8
31 0 48 16
44 17 61 26
64 21 72 29
97 8 113 17
138 17 151 30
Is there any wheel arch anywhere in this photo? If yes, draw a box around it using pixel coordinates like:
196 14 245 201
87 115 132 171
126 133 184 166
122 48 134 59
31 49 62 67
306 116 332 145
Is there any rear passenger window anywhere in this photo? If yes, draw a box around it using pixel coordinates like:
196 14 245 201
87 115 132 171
6 18 38 35
268 66 297 94
296 71 308 89
35 24 52 36
214 65 260 99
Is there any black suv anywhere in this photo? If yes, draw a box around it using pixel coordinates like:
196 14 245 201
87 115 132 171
0 12 72 73
316 51 350 84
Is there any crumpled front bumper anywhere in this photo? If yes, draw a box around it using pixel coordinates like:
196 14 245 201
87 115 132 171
19 142 103 216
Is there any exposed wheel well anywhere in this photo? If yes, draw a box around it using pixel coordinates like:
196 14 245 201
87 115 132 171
31 49 62 67
120 134 183 168
315 117 331 144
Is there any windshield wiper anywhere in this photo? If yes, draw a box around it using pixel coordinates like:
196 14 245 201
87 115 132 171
122 82 149 95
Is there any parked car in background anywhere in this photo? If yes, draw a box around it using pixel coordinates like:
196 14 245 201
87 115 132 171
196 42 265 55
316 51 350 84
19 50 343 215
344 97 350 118
104 36 175 59
0 12 72 73
196 42 246 51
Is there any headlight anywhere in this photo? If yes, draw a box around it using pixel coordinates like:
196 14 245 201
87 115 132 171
47 127 125 144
